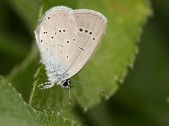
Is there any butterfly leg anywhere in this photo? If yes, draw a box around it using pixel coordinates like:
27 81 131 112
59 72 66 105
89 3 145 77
38 82 55 89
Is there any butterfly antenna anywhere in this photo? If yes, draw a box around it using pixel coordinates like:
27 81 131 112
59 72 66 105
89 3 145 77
68 87 72 104
72 80 105 95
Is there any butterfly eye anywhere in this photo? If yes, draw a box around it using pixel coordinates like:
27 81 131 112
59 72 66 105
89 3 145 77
62 79 71 88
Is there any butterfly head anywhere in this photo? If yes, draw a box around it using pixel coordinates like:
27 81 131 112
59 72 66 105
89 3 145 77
61 79 73 88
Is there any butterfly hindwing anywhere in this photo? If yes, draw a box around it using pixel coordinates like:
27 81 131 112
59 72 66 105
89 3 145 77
65 9 107 79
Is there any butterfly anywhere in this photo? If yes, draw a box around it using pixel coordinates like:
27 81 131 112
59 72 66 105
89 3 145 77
34 6 107 89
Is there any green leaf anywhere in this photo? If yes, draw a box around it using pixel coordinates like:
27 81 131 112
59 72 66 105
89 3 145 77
0 76 38 126
0 0 35 74
30 0 152 111
0 35 29 60
30 109 80 126
29 64 74 111
7 44 39 102
42 0 78 13
29 64 83 123
7 0 40 32
74 0 152 108
32 0 151 109
0 76 80 126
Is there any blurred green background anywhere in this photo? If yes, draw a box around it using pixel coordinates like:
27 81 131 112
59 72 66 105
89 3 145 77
0 0 169 126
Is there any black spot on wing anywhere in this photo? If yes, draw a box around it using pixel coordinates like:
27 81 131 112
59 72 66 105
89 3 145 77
79 28 83 32
85 30 88 33
89 32 92 35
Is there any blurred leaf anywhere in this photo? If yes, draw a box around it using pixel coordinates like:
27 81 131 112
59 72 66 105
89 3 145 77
74 0 152 108
7 0 40 33
83 0 169 125
42 0 78 13
3 0 40 101
0 76 38 126
0 35 29 59
30 0 152 111
7 44 39 102
105 18 169 126
0 76 80 126
0 1 34 75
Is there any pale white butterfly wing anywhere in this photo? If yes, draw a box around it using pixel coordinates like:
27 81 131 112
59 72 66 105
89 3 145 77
64 9 107 79
35 6 80 83
35 6 107 86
